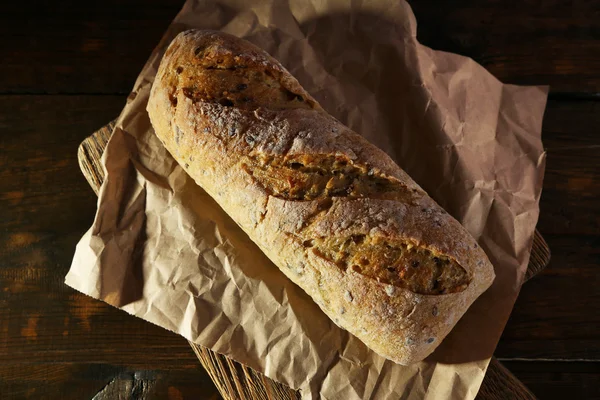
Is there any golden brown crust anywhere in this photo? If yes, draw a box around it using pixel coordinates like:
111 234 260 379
147 30 495 364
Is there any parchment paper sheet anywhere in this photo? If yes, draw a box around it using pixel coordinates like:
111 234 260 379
66 1 548 398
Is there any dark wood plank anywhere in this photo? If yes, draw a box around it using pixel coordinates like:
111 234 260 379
497 99 600 360
0 364 222 400
0 95 219 399
0 0 182 94
2 0 600 94
503 361 600 400
410 0 600 93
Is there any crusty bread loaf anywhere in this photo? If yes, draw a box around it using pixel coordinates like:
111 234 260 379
147 30 495 365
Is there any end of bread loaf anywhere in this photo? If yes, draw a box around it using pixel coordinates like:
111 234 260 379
154 29 321 113
147 30 496 365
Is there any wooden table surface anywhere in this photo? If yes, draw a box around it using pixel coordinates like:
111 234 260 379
1 1 599 399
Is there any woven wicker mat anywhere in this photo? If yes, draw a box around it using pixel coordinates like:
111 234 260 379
78 121 551 400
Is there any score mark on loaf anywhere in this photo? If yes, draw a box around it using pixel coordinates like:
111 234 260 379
147 30 495 365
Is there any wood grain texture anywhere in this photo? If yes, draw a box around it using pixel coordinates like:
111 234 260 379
90 370 222 400
410 0 600 93
497 99 600 361
78 121 548 399
0 96 221 400
2 0 600 94
0 0 183 94
502 361 600 400
0 363 222 400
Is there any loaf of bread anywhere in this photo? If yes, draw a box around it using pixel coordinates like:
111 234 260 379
147 30 495 365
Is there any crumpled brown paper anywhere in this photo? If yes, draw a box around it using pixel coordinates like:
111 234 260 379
66 0 548 398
